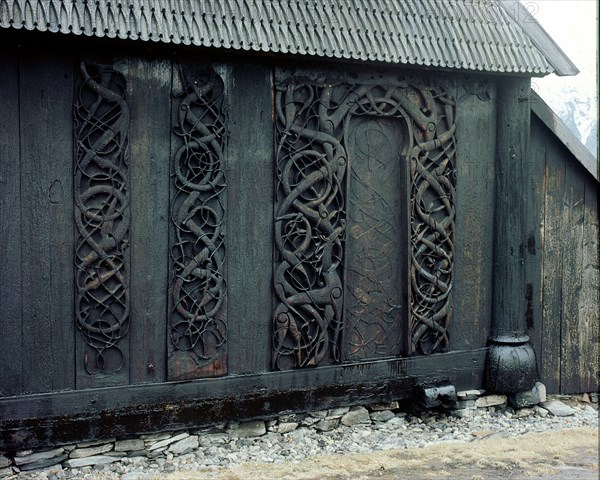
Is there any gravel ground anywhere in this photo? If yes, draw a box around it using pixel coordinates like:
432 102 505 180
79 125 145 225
3 394 598 480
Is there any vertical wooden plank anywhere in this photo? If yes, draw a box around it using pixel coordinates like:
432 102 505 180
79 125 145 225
0 42 23 397
578 174 598 392
344 116 406 360
74 58 131 389
128 56 171 384
525 116 547 381
19 46 75 394
540 139 564 393
559 157 586 393
226 63 273 374
452 79 496 351
168 61 229 380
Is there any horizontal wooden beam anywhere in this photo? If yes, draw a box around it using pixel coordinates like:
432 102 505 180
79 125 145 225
0 349 486 450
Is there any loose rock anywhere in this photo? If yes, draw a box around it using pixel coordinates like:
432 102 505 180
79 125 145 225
115 439 145 452
475 394 507 408
69 443 113 458
228 420 266 438
542 400 576 417
168 435 199 455
341 406 371 426
64 454 122 468
13 449 65 466
370 410 395 422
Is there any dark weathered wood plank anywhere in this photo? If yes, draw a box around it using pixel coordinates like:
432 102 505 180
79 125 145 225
127 56 172 384
74 57 131 389
452 79 496 350
19 47 75 394
578 174 598 392
539 135 565 393
167 61 229 380
344 116 406 360
487 77 539 393
492 77 532 340
526 115 547 380
226 63 274 374
0 43 23 397
559 159 586 393
0 348 486 450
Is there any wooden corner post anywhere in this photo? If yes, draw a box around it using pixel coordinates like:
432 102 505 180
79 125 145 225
487 77 537 393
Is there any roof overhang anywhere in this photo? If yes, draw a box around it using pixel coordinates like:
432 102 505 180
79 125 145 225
497 0 579 76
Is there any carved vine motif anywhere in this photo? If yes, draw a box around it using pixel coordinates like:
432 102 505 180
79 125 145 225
409 87 456 355
74 62 130 375
169 66 227 368
274 76 456 367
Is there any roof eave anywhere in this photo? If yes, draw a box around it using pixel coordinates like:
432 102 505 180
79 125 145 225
531 90 598 180
496 0 579 76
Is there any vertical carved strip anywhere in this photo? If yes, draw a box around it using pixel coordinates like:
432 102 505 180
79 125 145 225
345 116 407 360
409 87 457 355
168 65 227 380
273 84 347 370
74 62 130 375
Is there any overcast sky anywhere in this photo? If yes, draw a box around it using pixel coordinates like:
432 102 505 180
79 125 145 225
531 0 598 112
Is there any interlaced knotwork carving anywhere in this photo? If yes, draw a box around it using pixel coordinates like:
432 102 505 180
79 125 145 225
74 61 130 375
273 84 347 370
169 65 227 370
409 87 456 355
274 74 456 365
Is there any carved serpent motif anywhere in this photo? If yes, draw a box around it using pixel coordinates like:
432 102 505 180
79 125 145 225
273 83 347 370
409 87 456 355
274 76 456 366
74 61 130 375
169 66 227 366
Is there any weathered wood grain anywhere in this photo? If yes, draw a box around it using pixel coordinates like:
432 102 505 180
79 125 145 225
344 116 406 360
19 46 75 394
578 174 598 392
492 77 532 341
452 78 496 350
0 348 486 450
0 43 23 397
226 63 274 375
539 131 565 393
128 56 172 384
560 161 589 393
526 115 548 381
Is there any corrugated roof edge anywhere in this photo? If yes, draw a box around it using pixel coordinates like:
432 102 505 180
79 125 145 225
497 0 579 76
531 90 598 181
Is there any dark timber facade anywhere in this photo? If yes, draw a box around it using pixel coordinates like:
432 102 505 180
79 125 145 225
0 0 596 450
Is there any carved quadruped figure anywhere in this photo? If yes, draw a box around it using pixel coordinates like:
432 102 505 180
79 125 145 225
273 73 456 369
74 61 130 375
169 65 227 377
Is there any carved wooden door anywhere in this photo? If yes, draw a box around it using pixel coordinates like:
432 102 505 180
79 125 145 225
272 69 456 370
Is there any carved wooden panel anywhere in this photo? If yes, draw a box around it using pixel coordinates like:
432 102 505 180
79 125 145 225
345 116 408 360
408 87 457 355
74 61 130 376
168 64 228 380
273 82 347 370
273 72 457 368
